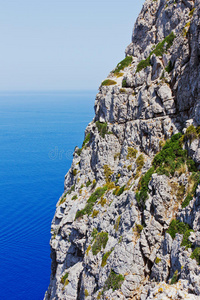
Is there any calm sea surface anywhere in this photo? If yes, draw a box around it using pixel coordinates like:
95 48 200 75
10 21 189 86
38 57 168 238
0 91 96 300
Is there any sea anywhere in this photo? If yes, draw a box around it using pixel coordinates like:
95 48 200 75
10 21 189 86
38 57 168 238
0 91 96 300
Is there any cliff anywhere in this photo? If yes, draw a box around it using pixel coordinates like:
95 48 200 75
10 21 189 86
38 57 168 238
45 0 200 299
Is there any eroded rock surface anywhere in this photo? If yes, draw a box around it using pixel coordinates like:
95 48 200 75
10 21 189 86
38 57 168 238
45 0 200 299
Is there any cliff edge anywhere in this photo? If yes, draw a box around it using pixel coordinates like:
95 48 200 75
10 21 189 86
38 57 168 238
45 0 200 299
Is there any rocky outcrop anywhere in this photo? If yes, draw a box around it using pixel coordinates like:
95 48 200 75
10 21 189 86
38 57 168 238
45 0 200 299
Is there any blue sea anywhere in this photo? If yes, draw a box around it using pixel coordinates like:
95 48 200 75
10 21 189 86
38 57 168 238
0 91 96 300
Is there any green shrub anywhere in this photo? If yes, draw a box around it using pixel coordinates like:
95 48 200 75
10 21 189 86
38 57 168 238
192 172 200 190
86 180 91 187
190 247 200 265
186 158 197 172
122 79 127 87
102 79 117 86
101 251 112 267
182 193 193 208
165 60 174 73
113 56 132 74
91 228 98 241
88 186 108 201
136 57 151 73
96 121 108 138
153 133 186 176
136 32 176 73
197 126 200 135
113 185 125 196
152 32 176 56
103 270 124 292
82 133 91 148
134 132 199 209
92 232 109 255
188 172 200 196
181 229 194 249
114 216 121 231
167 219 190 239
127 147 138 159
170 270 178 285
76 148 82 156
75 186 107 219
136 167 155 206
84 289 89 297
184 125 198 142
72 194 78 200
77 133 91 155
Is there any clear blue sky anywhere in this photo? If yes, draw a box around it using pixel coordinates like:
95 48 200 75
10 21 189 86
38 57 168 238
0 0 144 91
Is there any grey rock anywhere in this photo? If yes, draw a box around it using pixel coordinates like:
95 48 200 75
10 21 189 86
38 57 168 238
45 0 200 299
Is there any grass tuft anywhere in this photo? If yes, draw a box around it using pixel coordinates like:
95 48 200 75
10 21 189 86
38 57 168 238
101 251 112 267
114 216 121 231
92 232 109 255
113 185 125 196
75 186 107 219
102 79 117 86
96 121 108 138
170 270 178 285
166 218 193 250
61 272 69 285
190 247 200 265
92 209 99 218
113 56 132 74
136 167 155 206
103 270 124 292
155 257 161 264
127 147 138 159
76 133 91 155
122 79 127 87
103 165 113 183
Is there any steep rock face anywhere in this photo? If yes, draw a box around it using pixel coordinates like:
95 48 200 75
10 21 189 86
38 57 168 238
45 0 200 299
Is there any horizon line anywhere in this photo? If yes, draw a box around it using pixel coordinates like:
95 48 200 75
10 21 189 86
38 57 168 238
0 89 98 93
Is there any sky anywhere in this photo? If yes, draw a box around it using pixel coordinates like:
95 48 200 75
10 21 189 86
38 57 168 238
0 0 144 91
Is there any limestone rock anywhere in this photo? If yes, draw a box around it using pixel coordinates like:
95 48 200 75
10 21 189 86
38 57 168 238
45 0 200 299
